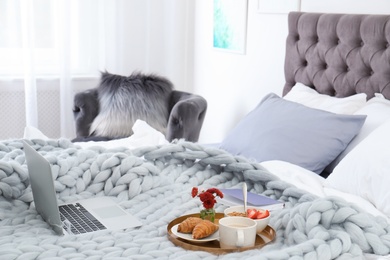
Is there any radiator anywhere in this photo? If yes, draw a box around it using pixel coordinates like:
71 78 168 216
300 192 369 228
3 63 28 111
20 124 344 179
0 77 98 140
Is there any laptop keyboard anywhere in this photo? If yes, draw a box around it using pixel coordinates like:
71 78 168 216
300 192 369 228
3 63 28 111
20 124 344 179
59 203 106 234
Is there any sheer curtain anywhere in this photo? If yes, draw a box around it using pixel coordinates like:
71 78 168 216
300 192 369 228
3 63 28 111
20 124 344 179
0 0 193 140
0 0 122 139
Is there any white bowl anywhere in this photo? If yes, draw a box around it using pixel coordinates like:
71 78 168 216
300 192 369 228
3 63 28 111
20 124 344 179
224 205 270 233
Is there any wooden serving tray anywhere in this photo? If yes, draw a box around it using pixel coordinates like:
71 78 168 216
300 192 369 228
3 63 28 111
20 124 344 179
167 213 276 255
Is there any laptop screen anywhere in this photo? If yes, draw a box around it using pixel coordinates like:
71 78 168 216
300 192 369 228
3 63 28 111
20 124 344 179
23 141 64 235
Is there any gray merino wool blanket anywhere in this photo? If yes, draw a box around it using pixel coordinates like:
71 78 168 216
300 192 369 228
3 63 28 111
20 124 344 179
1 139 390 259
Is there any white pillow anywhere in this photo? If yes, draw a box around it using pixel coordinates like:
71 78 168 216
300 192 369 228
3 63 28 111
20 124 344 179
284 82 367 114
325 119 390 217
326 95 390 172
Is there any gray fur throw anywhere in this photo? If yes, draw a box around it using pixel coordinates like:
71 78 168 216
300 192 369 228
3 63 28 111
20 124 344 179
1 139 390 259
90 72 173 138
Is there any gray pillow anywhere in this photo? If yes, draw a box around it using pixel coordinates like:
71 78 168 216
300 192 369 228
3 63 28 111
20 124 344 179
219 93 367 174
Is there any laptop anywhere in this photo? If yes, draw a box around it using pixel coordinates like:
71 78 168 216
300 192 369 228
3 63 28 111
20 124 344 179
23 140 142 235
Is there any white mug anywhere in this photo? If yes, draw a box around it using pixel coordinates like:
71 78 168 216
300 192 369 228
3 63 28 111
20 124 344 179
218 216 257 249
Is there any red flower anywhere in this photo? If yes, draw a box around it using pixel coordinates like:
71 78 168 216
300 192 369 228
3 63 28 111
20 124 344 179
199 192 215 209
202 199 215 209
206 188 224 199
191 187 198 198
191 187 223 209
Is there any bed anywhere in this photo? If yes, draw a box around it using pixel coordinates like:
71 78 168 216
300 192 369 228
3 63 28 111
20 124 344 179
2 11 390 259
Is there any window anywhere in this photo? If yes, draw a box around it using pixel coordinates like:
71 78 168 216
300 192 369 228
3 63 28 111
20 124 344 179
0 0 99 77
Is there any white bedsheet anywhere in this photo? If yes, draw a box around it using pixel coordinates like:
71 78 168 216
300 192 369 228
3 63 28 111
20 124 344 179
24 119 169 150
260 160 388 219
260 160 390 260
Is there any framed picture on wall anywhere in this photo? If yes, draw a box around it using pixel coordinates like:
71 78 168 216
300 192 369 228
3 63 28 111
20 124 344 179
257 0 301 14
213 0 248 54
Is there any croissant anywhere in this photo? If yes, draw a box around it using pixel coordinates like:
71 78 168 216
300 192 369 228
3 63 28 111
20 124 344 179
177 217 203 233
192 220 218 239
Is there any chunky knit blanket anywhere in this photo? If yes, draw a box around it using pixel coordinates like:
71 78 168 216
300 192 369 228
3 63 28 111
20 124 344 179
1 139 390 260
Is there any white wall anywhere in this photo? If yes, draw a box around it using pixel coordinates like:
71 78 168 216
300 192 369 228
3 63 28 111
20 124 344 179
193 0 390 143
301 0 390 14
193 0 288 143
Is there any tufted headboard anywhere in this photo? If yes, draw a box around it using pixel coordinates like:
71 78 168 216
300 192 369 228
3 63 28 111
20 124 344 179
283 12 390 100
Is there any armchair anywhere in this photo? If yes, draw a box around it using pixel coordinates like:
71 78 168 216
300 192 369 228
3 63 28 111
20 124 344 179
72 72 207 143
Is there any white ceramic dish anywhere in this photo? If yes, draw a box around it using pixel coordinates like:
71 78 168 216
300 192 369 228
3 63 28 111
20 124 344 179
170 224 219 243
224 205 270 233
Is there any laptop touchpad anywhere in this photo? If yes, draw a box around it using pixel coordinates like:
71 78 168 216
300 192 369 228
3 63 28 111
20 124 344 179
94 206 126 219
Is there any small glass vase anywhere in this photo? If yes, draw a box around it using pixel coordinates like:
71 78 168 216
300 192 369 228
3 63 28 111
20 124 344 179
200 208 216 222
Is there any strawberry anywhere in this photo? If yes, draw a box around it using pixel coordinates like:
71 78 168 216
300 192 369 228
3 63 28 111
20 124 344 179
255 209 270 219
245 208 270 219
246 209 257 219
